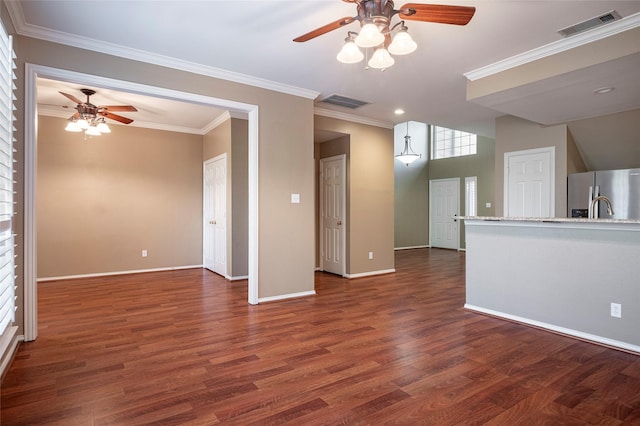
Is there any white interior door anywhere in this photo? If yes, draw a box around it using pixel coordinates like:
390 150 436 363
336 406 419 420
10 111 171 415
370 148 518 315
430 178 459 250
320 155 346 275
203 155 227 276
504 147 554 218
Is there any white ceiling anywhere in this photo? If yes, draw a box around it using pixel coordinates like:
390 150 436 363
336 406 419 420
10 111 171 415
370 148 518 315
9 1 640 167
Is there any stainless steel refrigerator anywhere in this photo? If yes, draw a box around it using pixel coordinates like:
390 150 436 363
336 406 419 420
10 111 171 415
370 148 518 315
567 168 640 219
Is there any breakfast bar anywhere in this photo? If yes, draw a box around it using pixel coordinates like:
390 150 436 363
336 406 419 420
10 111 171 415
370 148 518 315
463 217 640 353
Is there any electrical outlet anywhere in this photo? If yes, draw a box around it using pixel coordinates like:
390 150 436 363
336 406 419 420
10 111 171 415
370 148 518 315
368 252 373 260
142 250 148 257
610 302 622 318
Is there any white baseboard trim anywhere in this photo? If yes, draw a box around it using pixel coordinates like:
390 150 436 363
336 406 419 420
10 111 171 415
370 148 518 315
458 248 467 252
37 265 204 282
258 290 316 303
394 245 429 251
228 275 249 281
345 269 395 279
464 304 640 355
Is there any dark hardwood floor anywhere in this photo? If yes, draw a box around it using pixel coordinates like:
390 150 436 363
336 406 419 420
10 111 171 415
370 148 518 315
2 248 639 425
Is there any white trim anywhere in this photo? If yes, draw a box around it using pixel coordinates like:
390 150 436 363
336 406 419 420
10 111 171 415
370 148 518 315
201 111 231 135
464 12 640 81
345 269 395 279
464 304 640 355
394 245 430 250
258 290 316 304
0 329 22 378
24 65 260 340
5 1 319 101
314 107 394 129
247 108 259 305
228 275 249 281
37 265 204 282
503 146 555 217
319 154 346 277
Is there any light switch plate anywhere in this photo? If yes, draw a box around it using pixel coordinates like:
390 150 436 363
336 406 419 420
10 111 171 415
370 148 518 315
485 202 491 208
291 193 300 204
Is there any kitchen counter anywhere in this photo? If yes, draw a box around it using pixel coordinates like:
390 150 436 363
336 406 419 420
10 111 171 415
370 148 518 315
462 216 640 225
463 217 640 354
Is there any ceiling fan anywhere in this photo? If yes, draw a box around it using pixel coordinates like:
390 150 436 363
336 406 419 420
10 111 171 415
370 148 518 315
294 0 476 68
59 88 138 125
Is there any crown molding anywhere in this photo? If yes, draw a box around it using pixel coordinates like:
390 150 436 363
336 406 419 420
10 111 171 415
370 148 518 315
201 111 231 134
314 107 394 129
464 12 640 81
6 2 320 100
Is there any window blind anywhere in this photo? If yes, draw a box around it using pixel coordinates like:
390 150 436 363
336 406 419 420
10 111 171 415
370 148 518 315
0 20 16 339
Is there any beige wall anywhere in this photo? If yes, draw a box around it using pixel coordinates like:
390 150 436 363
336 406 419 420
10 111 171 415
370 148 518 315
314 116 394 275
566 129 587 175
12 29 315 336
494 115 569 217
37 116 203 278
230 118 249 277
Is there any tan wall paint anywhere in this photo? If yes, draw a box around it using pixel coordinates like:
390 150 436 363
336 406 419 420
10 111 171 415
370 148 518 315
495 115 568 217
314 116 394 275
37 116 203 277
230 118 249 277
13 32 314 334
566 129 587 175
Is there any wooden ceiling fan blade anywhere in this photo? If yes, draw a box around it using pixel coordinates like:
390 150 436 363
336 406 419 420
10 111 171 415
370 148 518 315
100 105 138 112
101 111 134 124
398 4 476 26
59 91 83 104
293 16 356 42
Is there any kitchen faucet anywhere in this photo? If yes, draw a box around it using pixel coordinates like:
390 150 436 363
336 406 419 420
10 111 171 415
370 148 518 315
588 195 615 219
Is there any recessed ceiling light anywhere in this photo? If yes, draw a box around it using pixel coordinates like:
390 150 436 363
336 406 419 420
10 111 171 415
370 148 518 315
394 108 405 115
593 87 615 94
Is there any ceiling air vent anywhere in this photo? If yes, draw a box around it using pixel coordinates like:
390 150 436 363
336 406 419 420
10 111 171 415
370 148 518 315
320 94 369 109
557 10 622 37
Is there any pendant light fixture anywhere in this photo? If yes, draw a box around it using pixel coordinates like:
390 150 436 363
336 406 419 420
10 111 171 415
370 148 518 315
395 121 421 166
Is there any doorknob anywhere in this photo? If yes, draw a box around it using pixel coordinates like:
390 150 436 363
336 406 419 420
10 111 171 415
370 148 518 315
337 220 342 225
210 220 216 225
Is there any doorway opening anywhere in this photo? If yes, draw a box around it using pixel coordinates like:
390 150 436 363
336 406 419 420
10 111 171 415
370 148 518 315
24 64 259 341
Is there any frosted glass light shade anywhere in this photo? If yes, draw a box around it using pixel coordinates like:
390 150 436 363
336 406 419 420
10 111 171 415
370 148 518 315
388 30 417 55
395 153 420 165
355 23 384 48
76 118 89 129
85 125 101 136
65 121 82 132
337 39 364 64
96 122 111 133
368 47 395 69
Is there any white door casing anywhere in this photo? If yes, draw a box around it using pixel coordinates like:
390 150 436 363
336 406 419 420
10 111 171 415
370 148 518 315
319 155 346 276
430 178 460 250
203 155 227 276
504 147 555 218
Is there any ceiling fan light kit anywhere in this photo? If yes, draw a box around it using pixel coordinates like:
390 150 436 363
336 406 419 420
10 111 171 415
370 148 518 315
60 88 137 138
295 0 475 70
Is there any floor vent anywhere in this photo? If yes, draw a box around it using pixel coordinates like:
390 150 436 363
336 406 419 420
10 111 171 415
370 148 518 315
557 10 622 37
319 94 369 109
